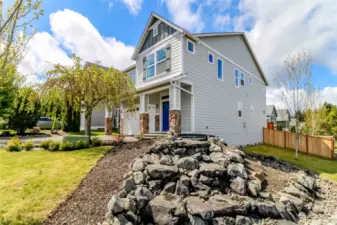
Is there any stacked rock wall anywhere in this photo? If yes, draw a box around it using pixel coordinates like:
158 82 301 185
105 138 318 225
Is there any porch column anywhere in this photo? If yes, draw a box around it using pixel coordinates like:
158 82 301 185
139 94 149 134
104 104 113 135
169 81 181 135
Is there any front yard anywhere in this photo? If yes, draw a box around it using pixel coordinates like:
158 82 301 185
0 147 110 224
245 144 337 182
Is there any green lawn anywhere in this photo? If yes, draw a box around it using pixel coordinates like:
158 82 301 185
68 129 118 136
245 145 337 182
0 147 110 225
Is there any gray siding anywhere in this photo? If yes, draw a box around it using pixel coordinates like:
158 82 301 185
183 37 266 146
91 106 105 127
140 21 177 53
199 35 262 82
181 87 192 133
135 33 182 87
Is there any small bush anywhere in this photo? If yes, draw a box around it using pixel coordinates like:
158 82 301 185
23 140 34 151
91 137 103 147
135 132 143 140
59 141 74 151
7 137 22 152
48 141 60 151
40 140 51 150
75 140 88 149
290 126 296 133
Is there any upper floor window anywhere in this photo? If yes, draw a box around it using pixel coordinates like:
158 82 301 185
240 72 245 86
187 40 195 53
208 53 214 64
234 69 239 87
156 48 166 63
238 102 243 118
217 58 223 81
128 70 136 85
146 54 155 79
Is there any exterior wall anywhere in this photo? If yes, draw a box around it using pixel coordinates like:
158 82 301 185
135 33 182 88
198 35 262 80
183 36 266 146
181 88 192 133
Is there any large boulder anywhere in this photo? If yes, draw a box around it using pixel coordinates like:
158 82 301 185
175 180 189 196
199 163 226 177
176 157 199 170
279 193 304 212
227 163 248 179
147 164 179 179
135 187 153 208
185 196 214 220
297 172 316 192
107 195 125 214
160 155 174 165
207 194 249 217
210 152 230 167
191 177 211 198
247 179 262 197
209 143 221 152
121 177 136 193
230 177 247 195
224 150 244 163
148 195 185 225
235 216 253 225
133 171 144 185
132 158 145 171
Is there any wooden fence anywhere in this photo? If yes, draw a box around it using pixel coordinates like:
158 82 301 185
263 128 335 159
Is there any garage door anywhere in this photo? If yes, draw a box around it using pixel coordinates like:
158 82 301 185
123 110 139 135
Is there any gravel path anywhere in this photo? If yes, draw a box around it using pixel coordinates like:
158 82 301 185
44 139 154 225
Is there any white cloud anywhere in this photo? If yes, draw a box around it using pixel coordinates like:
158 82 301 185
163 0 205 33
267 86 337 110
214 14 231 29
233 0 337 82
121 0 143 15
18 9 135 84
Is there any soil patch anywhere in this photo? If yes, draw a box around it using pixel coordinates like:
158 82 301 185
44 139 154 225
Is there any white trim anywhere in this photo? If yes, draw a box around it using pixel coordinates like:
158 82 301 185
186 39 195 54
135 72 181 91
191 85 195 133
234 68 239 88
180 35 184 75
140 85 170 95
155 47 167 64
208 52 214 64
199 40 265 85
240 71 245 87
217 57 223 82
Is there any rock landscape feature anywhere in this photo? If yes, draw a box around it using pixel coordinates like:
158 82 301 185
104 137 324 225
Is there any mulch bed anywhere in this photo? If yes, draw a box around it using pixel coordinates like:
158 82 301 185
44 139 155 225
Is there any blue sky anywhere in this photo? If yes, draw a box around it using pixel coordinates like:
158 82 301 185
15 0 337 106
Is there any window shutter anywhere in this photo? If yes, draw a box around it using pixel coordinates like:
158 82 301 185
165 44 171 71
143 56 147 80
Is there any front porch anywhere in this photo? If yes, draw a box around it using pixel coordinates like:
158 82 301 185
120 81 193 136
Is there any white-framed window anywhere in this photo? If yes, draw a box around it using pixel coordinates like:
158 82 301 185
156 48 166 63
249 77 252 84
217 58 223 81
187 40 195 53
251 105 254 113
240 72 245 87
208 52 214 64
238 102 243 118
128 70 136 85
153 24 158 37
146 53 155 79
234 69 239 87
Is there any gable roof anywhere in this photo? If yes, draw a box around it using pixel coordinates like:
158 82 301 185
193 32 268 85
131 13 268 85
266 105 277 116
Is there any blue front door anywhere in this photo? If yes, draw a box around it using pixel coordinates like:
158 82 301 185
162 102 169 131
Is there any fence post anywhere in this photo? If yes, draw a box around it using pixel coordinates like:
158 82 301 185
330 139 335 160
284 131 286 148
306 135 309 154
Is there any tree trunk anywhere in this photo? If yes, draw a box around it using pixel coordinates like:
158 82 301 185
84 110 92 144
295 119 300 159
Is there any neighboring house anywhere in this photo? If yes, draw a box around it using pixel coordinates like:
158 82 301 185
276 109 291 130
83 12 268 146
266 105 278 125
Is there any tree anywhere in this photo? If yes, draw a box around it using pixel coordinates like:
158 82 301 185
277 52 312 159
304 85 324 136
8 87 40 134
319 103 337 138
42 55 136 141
0 0 43 73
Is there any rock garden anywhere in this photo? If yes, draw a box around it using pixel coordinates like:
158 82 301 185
102 137 337 225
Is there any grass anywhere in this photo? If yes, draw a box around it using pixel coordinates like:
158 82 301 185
0 146 110 224
245 145 337 182
68 129 118 136
0 130 17 136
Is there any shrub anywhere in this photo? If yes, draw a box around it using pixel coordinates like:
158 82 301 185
48 141 60 151
40 140 51 150
7 137 22 152
59 141 74 151
135 132 143 140
75 140 88 149
62 135 89 146
23 140 34 151
91 137 103 147
290 126 296 133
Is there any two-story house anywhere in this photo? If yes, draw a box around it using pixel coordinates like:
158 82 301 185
83 12 268 146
